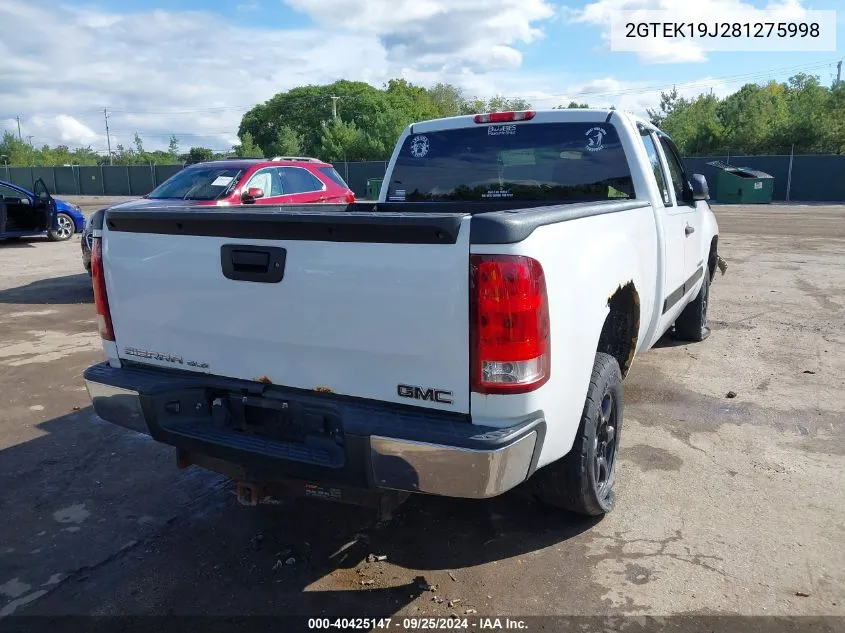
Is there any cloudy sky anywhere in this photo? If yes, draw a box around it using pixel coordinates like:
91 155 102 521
1 0 842 152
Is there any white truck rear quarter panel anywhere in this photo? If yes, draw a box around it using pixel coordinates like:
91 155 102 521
101 219 473 413
470 205 658 468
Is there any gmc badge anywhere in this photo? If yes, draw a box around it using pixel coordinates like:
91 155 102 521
397 384 454 405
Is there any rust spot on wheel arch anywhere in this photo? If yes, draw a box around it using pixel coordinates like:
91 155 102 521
601 281 640 377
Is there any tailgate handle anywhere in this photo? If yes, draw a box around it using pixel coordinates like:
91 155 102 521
221 245 286 283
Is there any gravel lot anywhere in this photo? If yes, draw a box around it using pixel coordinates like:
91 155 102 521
0 203 843 625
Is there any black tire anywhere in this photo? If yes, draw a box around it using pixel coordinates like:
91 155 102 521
531 352 623 516
48 212 75 242
674 270 711 342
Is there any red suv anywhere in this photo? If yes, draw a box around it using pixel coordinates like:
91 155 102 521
144 156 356 206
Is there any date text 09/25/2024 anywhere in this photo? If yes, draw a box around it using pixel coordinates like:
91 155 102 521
307 617 529 630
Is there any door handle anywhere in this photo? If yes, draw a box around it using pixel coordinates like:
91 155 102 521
685 224 695 236
231 249 270 272
221 245 286 283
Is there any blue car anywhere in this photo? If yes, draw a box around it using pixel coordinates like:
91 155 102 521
0 178 85 242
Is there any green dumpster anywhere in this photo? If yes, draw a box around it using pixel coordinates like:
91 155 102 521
366 178 383 200
707 161 774 204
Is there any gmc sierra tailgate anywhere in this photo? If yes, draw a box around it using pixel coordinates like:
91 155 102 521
101 206 472 413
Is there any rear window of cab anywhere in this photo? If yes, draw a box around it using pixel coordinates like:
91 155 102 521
387 122 635 203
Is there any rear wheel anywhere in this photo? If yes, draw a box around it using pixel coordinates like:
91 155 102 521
674 270 711 342
48 212 75 242
531 352 623 516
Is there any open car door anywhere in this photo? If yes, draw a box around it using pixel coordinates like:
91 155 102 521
31 178 57 234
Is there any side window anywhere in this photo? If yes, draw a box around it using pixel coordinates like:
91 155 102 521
245 168 282 197
639 131 671 206
658 136 690 206
0 184 24 199
279 167 323 194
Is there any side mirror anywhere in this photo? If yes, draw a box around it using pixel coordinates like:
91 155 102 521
691 174 709 201
240 187 264 204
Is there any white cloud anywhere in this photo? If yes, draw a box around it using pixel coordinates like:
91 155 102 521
0 0 744 152
283 0 556 71
26 115 101 146
565 0 816 63
0 1 391 151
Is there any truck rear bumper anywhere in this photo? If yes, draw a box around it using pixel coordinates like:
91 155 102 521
84 362 545 500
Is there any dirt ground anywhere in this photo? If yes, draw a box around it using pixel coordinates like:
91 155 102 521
0 203 843 626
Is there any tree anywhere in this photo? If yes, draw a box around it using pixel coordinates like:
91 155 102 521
716 84 780 154
557 101 589 109
181 147 215 164
461 95 534 115
233 131 263 158
268 125 303 157
237 79 536 161
426 82 467 117
660 93 724 155
483 95 533 112
168 135 179 160
781 73 832 154
647 87 684 128
0 131 35 166
319 119 367 162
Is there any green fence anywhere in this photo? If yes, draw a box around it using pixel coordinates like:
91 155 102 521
1 164 186 197
2 155 844 201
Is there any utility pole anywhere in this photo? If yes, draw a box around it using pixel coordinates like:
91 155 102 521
16 115 22 141
330 96 340 119
104 108 113 165
26 135 33 149
837 60 842 86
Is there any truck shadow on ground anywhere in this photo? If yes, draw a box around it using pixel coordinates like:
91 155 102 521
0 238 39 249
650 329 695 349
2 406 600 621
0 273 92 305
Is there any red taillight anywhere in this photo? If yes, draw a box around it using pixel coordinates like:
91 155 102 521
346 191 356 204
470 255 550 394
91 237 115 341
473 110 536 124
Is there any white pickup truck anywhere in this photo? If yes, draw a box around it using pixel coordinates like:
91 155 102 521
83 108 720 517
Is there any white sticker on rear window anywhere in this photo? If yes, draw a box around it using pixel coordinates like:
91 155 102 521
482 189 513 199
585 127 607 152
488 124 517 136
410 135 430 158
211 176 234 187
